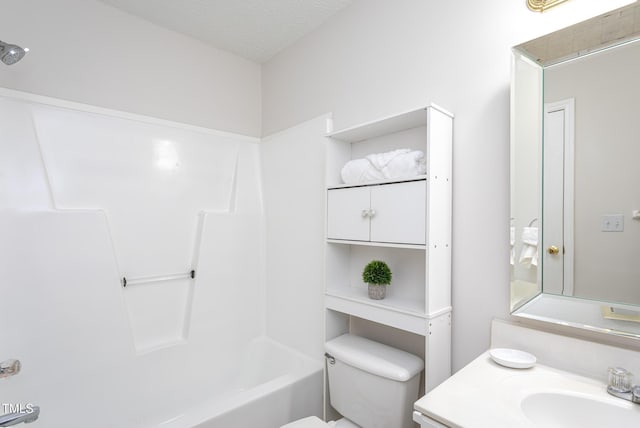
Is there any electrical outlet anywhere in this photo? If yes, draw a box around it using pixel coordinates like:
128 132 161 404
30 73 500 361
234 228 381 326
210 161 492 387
602 214 624 232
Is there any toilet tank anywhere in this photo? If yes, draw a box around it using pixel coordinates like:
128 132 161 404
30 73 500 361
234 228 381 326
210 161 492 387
325 334 424 428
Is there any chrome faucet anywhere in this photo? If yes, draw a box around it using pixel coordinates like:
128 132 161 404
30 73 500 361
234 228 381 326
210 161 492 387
0 406 40 426
607 367 640 404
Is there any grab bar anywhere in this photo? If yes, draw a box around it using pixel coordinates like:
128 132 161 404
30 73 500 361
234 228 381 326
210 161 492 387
122 270 195 288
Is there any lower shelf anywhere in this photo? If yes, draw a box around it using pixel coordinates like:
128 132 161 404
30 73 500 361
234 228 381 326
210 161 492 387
325 290 427 335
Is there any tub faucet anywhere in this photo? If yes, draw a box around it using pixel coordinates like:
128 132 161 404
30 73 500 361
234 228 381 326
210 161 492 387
607 367 640 404
0 359 20 379
0 406 39 426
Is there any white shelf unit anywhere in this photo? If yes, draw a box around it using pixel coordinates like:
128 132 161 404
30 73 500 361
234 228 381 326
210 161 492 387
324 104 453 396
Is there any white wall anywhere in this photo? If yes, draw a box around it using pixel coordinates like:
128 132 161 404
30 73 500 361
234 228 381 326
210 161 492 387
261 0 625 370
0 0 261 137
260 116 329 359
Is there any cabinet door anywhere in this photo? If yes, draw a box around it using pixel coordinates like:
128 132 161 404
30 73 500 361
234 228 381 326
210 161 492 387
327 186 371 241
370 180 426 245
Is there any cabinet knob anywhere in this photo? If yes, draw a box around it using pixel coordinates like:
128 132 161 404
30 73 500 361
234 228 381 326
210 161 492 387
361 209 376 218
547 245 560 255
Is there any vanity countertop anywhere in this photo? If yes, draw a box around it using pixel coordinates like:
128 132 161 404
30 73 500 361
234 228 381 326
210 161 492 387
414 350 639 427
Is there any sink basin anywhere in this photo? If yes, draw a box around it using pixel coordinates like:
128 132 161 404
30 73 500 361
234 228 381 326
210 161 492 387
414 347 640 428
522 392 640 427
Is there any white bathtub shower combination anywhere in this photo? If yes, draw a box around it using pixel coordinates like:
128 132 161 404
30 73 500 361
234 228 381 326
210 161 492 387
34 336 322 427
0 91 323 427
158 338 322 428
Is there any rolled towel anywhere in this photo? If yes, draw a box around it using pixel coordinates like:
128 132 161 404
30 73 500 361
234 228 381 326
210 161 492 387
382 150 426 179
340 158 385 184
341 149 426 184
365 148 412 170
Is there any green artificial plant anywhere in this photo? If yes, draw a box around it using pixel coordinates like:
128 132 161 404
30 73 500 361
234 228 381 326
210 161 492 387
362 260 392 285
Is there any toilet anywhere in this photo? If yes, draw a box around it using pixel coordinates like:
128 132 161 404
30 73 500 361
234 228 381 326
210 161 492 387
283 334 424 428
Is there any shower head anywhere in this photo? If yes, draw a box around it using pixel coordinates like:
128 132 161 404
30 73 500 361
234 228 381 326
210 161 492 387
0 40 29 65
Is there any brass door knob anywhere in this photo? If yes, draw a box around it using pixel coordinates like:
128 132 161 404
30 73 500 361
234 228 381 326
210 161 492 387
547 245 560 255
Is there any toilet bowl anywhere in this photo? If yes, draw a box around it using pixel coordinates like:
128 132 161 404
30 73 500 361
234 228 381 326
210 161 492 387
282 334 424 428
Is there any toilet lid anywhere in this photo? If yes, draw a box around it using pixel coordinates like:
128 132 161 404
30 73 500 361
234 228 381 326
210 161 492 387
281 416 329 428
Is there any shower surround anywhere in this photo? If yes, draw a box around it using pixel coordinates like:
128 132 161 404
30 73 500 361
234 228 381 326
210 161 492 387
0 90 323 427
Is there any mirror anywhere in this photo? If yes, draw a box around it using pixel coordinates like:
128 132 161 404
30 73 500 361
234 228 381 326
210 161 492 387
511 2 640 338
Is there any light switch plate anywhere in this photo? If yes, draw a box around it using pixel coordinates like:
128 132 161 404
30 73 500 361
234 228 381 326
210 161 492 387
602 214 624 232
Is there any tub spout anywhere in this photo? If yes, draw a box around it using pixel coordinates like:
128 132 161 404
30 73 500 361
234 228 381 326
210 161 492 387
0 359 21 379
0 406 40 426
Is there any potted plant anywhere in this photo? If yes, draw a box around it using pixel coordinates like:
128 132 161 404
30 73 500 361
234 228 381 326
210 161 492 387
362 260 392 300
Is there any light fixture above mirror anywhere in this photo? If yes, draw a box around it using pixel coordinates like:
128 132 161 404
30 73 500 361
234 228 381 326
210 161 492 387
520 3 640 65
527 0 570 13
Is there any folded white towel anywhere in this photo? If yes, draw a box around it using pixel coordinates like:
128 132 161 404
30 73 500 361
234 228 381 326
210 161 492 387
341 149 426 184
519 245 538 267
519 226 539 268
521 226 538 246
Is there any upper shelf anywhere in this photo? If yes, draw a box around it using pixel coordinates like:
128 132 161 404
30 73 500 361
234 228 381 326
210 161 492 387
326 104 453 143
326 175 427 190
326 239 426 250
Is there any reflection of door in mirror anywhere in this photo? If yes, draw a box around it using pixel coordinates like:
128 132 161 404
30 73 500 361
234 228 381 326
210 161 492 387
542 99 574 296
544 40 640 305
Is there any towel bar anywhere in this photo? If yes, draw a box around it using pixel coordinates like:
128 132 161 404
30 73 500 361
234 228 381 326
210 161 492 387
122 270 195 287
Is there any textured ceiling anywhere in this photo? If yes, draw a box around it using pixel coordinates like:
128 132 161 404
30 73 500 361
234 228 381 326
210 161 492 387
98 0 354 63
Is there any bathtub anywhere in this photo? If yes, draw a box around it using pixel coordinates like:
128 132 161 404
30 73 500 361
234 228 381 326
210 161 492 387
154 337 324 428
28 336 323 428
